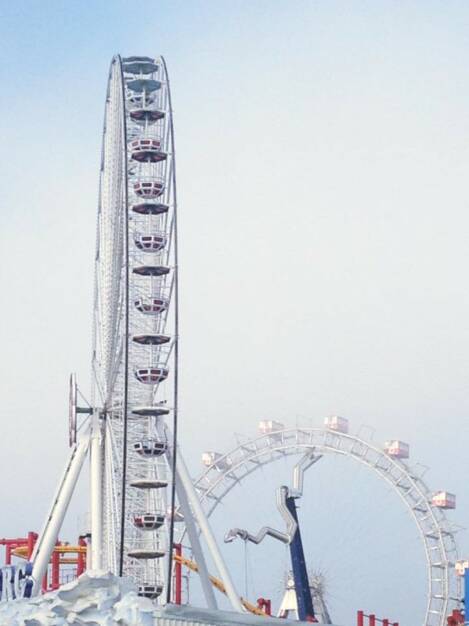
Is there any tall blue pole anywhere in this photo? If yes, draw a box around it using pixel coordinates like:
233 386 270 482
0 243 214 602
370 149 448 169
285 495 315 621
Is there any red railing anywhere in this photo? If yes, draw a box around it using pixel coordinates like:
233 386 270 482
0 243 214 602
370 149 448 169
358 610 399 626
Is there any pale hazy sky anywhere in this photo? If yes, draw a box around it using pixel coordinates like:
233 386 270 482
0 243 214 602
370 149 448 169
1 2 469 624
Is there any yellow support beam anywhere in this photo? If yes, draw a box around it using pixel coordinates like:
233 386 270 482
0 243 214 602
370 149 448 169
173 554 266 616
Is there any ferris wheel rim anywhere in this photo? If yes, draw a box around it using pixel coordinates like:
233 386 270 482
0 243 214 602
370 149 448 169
191 425 459 626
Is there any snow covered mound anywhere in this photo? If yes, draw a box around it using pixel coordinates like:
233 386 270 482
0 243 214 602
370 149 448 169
0 570 156 625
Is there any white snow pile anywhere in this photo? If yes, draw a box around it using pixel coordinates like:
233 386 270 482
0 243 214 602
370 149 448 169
0 570 157 626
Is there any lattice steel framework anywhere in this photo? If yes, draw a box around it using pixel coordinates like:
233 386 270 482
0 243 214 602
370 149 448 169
191 426 460 626
92 54 177 599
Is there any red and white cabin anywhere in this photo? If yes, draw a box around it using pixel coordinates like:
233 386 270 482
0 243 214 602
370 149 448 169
258 420 284 435
133 179 164 198
134 367 169 384
130 138 167 163
324 415 349 434
432 491 456 509
202 451 232 471
133 513 165 530
384 440 409 459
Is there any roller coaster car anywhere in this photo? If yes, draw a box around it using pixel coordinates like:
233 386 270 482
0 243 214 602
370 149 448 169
134 367 169 384
133 439 168 457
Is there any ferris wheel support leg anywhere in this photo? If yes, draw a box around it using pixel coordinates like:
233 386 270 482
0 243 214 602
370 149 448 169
174 464 218 609
29 430 91 596
176 450 244 613
90 412 103 569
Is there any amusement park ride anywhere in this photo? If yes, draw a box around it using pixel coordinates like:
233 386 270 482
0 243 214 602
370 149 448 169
0 54 468 626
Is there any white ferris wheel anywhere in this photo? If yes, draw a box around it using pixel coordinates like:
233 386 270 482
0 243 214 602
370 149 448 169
39 54 242 612
189 420 462 626
90 54 179 599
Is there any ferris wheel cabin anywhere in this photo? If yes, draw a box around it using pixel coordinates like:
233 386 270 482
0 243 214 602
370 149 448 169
123 56 159 75
134 233 167 252
134 296 169 315
384 440 410 459
130 108 165 123
134 439 168 457
258 420 285 436
130 138 167 163
127 78 162 93
131 405 170 417
130 479 168 489
133 179 165 198
432 491 456 509
132 202 169 215
133 513 166 531
134 366 169 384
324 415 349 434
132 265 170 277
128 548 165 560
202 451 232 471
132 334 171 346
138 583 164 599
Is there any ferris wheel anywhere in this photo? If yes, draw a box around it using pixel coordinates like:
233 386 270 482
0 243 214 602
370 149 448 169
29 54 243 610
190 419 461 626
91 54 178 599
